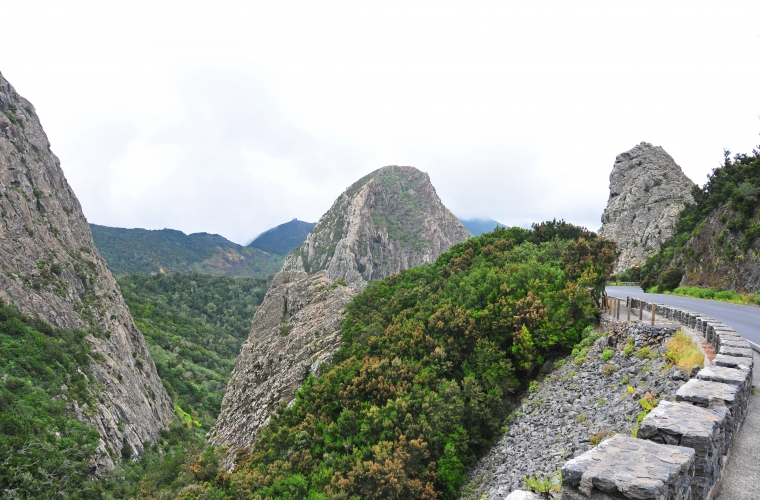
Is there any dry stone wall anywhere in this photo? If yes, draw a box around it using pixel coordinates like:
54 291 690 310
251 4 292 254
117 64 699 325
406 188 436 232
560 298 754 500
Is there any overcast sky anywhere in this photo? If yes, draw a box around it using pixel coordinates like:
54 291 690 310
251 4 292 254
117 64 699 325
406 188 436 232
3 1 759 244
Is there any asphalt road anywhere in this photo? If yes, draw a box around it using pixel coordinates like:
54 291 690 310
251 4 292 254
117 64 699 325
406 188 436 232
605 286 760 349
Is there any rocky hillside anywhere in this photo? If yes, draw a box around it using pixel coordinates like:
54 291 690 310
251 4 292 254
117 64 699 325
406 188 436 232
282 165 470 288
208 270 356 458
598 142 695 274
91 224 283 277
641 147 760 292
0 72 172 472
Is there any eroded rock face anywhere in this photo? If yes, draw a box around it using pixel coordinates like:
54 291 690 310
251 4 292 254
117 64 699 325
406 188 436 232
282 165 469 288
598 143 694 274
0 72 172 473
208 270 356 459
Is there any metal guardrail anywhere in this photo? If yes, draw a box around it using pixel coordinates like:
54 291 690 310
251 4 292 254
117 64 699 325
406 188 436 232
605 282 641 286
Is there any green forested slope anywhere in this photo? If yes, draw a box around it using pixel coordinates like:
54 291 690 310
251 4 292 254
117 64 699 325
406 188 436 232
638 146 760 293
0 301 102 498
91 225 283 277
248 219 315 255
117 273 270 428
170 222 615 500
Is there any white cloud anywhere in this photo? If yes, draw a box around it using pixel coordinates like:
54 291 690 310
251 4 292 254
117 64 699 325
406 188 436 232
2 1 759 243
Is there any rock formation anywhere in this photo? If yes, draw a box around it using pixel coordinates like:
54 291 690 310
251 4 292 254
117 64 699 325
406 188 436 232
207 270 356 458
0 72 172 472
599 142 695 274
282 165 470 288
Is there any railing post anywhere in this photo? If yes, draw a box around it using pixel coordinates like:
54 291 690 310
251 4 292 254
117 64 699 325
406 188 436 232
651 304 656 326
616 298 621 320
639 303 643 321
627 303 631 323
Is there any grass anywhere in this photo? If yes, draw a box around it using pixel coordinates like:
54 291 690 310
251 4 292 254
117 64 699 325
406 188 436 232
666 331 705 371
523 471 562 494
636 346 655 360
601 349 614 361
665 286 760 305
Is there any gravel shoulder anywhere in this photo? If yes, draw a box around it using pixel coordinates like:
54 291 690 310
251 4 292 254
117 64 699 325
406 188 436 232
714 350 760 499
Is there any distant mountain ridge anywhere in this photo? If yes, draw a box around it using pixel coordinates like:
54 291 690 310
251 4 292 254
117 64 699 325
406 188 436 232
90 224 283 277
247 218 316 255
459 217 505 236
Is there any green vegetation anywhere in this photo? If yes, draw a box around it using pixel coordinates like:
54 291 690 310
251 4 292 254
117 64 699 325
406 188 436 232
0 300 102 498
248 219 316 255
665 331 705 371
636 346 655 360
91 224 283 277
665 286 760 305
167 221 615 499
640 146 760 291
600 349 614 361
523 470 561 494
118 273 270 428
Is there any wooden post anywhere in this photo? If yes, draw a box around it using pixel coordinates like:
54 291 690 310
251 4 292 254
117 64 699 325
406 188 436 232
627 303 631 322
651 304 657 326
639 304 643 321
616 298 621 320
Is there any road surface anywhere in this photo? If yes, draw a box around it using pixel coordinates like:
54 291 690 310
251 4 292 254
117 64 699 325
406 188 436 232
605 286 760 349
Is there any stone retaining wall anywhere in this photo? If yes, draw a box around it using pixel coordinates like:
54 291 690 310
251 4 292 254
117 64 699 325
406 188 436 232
560 298 754 500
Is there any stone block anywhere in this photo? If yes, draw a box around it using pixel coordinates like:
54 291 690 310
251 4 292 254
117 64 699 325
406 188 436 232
676 379 740 444
718 345 753 358
697 366 751 396
505 491 540 500
638 401 729 499
713 354 753 371
561 435 695 500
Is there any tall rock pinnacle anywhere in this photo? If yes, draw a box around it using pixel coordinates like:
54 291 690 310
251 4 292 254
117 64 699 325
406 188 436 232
598 142 695 274
282 165 470 288
0 72 173 472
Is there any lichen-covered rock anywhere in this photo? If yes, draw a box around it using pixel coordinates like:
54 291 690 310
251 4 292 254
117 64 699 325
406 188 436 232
598 142 695 274
208 270 356 460
0 72 172 472
638 401 729 499
282 165 469 288
561 435 695 500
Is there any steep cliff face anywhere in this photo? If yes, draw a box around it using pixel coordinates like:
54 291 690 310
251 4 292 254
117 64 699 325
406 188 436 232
208 270 356 458
599 142 695 274
0 72 173 472
282 165 470 288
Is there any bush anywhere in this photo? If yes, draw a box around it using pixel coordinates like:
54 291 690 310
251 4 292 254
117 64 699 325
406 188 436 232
601 349 614 361
636 346 655 359
665 331 705 371
603 364 616 376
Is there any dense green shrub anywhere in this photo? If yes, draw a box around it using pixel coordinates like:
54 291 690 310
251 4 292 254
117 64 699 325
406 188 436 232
0 301 101 498
177 222 615 499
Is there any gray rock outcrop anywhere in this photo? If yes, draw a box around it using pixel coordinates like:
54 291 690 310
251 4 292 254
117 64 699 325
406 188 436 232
0 72 173 472
282 165 469 288
599 143 695 274
208 270 356 459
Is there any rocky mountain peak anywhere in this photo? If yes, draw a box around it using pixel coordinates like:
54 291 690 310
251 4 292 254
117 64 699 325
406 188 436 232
282 165 470 288
598 142 695 273
0 72 172 472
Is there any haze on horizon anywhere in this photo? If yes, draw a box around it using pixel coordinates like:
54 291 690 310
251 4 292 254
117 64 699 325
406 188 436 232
3 1 759 245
